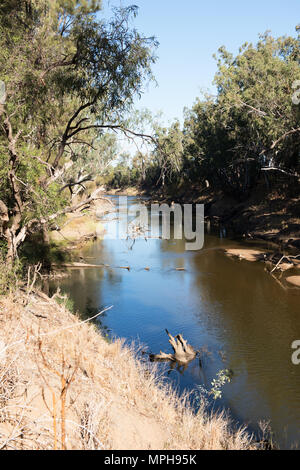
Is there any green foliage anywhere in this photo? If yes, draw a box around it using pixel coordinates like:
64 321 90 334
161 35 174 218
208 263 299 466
105 162 141 189
120 29 300 199
182 30 300 197
210 369 232 400
14 151 68 223
0 0 157 266
152 121 184 186
105 119 185 190
198 369 232 401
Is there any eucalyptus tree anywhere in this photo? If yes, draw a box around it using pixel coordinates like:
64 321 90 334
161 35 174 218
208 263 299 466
0 0 157 262
153 121 184 187
133 119 185 188
183 30 300 197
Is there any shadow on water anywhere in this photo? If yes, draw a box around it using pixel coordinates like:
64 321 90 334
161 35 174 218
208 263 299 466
49 196 300 449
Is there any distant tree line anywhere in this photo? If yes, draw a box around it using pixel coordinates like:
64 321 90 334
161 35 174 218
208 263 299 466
107 29 300 199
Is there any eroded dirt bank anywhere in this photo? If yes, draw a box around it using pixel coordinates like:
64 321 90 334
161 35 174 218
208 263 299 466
0 290 254 450
115 183 300 250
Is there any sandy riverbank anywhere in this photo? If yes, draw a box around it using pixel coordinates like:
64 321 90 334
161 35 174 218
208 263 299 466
49 197 113 248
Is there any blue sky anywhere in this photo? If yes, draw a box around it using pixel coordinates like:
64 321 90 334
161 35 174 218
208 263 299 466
101 0 299 126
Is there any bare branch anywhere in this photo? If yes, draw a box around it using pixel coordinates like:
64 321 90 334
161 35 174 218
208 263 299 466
238 100 267 117
270 254 300 274
261 167 300 179
46 161 74 187
270 127 300 150
67 123 156 144
59 175 93 194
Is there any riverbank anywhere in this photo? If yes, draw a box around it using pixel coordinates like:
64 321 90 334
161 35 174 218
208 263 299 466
51 188 300 287
49 197 113 250
200 189 300 252
0 289 255 450
99 186 300 286
109 183 300 250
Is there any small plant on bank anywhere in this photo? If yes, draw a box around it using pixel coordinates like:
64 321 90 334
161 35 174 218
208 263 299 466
52 290 75 314
210 369 232 399
198 369 232 401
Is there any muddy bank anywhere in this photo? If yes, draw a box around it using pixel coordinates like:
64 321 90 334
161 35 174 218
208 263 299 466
223 248 300 289
176 185 300 251
206 194 300 251
121 184 300 251
0 290 255 450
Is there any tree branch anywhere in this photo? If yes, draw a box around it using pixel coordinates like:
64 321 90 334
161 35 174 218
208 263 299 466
59 175 93 194
261 167 300 179
25 188 112 234
270 127 300 150
67 123 156 144
239 100 267 117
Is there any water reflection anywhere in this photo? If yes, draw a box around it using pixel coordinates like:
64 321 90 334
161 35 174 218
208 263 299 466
50 197 300 448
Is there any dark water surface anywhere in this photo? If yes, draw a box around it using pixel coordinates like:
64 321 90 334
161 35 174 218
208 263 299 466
49 196 300 448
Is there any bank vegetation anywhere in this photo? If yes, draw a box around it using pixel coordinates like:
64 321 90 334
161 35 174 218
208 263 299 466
0 289 256 450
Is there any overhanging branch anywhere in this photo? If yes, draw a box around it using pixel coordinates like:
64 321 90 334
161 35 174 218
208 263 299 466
25 188 113 234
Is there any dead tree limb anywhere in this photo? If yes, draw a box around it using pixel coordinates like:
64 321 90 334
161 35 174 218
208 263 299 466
150 329 197 364
270 254 300 273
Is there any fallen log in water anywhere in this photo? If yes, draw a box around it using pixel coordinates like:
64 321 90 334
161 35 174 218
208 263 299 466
52 262 105 268
150 329 197 365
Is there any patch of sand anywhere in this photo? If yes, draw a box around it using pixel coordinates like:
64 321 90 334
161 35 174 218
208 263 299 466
49 198 113 245
52 262 104 268
286 276 300 287
225 249 266 262
50 213 101 243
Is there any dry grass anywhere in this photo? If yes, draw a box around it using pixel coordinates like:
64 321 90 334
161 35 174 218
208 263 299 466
0 290 255 450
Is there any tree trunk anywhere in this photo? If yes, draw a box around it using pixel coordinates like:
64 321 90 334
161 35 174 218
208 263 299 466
6 231 18 266
5 224 28 266
42 224 51 273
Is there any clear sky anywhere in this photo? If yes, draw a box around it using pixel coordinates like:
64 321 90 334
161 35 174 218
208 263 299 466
102 0 299 126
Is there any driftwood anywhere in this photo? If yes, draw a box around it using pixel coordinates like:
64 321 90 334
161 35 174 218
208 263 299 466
52 262 105 268
150 329 197 365
269 254 300 273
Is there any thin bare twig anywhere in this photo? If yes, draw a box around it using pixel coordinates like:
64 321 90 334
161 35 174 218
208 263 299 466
270 254 300 274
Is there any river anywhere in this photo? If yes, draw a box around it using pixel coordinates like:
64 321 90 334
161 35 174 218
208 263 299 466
49 196 300 449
